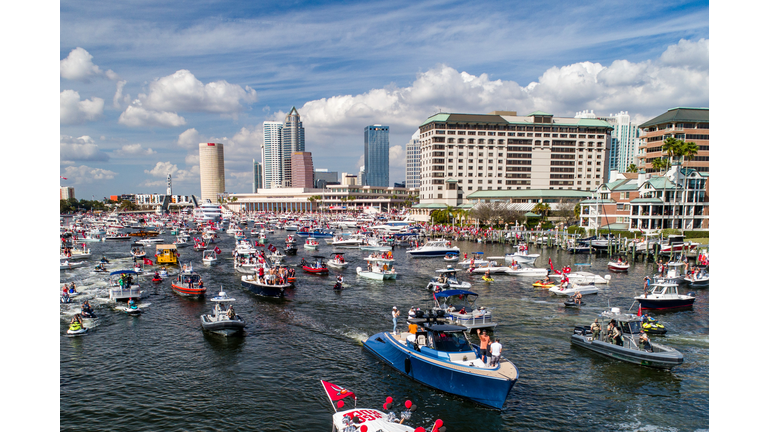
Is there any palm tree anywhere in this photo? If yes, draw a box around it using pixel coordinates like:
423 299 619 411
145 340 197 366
676 141 699 168
531 202 551 220
651 157 668 173
661 136 681 171
626 164 638 173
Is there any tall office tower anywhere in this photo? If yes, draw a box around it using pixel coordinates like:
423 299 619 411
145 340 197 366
364 124 389 186
262 121 283 189
607 111 640 173
290 152 314 188
198 142 225 202
252 160 263 192
281 107 305 187
405 131 421 189
358 166 365 186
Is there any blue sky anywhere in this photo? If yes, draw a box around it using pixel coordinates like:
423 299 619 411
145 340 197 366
59 0 709 199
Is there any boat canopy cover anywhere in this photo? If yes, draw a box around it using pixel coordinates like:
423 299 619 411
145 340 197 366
156 244 178 250
110 270 139 275
424 323 469 332
435 289 478 298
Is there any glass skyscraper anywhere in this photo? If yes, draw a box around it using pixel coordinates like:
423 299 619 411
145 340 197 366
364 125 389 186
261 107 305 188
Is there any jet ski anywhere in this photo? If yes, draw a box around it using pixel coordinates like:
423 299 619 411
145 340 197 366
532 280 556 288
151 273 163 284
482 276 494 282
641 314 667 335
80 302 96 318
563 298 586 308
116 299 143 315
66 321 88 336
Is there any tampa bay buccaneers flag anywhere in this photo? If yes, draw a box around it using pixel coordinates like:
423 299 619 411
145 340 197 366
213 246 221 254
321 380 356 412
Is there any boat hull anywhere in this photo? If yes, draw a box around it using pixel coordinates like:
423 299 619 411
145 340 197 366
240 279 287 298
363 332 516 409
171 283 207 298
571 334 683 369
200 316 246 336
406 249 460 257
636 297 695 310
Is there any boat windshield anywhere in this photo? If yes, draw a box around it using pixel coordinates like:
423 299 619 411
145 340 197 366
432 331 472 352
620 321 642 335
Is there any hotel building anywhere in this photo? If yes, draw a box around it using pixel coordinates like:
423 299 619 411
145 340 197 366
637 107 709 174
198 142 225 202
364 125 389 186
416 111 614 207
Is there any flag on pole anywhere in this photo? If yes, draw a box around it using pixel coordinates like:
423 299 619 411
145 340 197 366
214 246 221 254
60 176 68 180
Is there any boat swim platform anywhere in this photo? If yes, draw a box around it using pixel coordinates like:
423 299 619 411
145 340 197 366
387 331 519 381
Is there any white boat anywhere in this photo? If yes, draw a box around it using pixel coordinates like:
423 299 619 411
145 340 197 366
549 283 599 296
356 261 397 280
129 246 146 258
457 252 490 268
432 289 497 330
173 235 190 248
327 253 349 269
444 253 459 262
137 238 164 246
683 269 709 287
200 291 246 336
426 267 472 291
505 267 549 277
330 233 365 247
552 271 610 284
108 270 148 301
304 238 320 250
60 260 86 270
635 281 696 310
607 260 630 272
365 253 395 263
360 238 392 252
202 249 217 265
504 252 540 265
468 261 512 274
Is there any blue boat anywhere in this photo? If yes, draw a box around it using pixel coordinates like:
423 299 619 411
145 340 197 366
295 227 335 238
362 313 518 409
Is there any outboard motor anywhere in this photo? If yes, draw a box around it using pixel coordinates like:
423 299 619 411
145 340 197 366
435 310 446 318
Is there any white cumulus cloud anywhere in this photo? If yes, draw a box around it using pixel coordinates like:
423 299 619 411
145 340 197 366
60 90 104 124
389 145 405 168
60 47 117 81
118 104 187 127
60 135 110 162
138 69 257 113
114 143 156 156
143 161 199 185
176 128 201 148
62 165 118 184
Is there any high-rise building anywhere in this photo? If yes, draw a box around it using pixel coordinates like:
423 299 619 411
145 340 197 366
253 160 263 192
364 125 389 186
417 111 614 206
313 169 339 188
60 186 75 200
261 107 306 188
638 107 709 173
290 152 314 188
606 112 639 173
405 131 421 189
281 107 305 187
262 121 283 189
199 142 225 202
358 166 365 186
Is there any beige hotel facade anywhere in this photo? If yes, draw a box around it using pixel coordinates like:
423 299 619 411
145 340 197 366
417 111 614 207
198 142 225 202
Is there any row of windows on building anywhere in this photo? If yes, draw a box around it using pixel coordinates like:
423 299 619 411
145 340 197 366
644 123 709 132
421 123 608 133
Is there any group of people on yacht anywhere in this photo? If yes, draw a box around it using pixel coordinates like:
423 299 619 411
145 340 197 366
256 266 294 285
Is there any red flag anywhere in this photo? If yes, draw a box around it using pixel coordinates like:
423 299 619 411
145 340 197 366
60 176 67 180
638 305 643 317
321 380 356 412
549 258 561 275
143 258 153 265
214 246 221 254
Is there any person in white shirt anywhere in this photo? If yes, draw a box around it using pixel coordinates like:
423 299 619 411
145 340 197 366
489 338 502 366
392 306 400 334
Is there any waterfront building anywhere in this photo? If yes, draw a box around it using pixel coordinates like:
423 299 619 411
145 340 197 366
226 185 418 213
405 131 421 189
60 186 75 200
262 121 284 189
417 110 613 207
313 169 339 188
638 107 709 174
253 160 263 192
364 125 389 186
291 152 314 188
578 168 709 232
281 107 306 187
198 142 225 202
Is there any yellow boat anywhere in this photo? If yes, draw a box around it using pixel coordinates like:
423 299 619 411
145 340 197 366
155 244 179 265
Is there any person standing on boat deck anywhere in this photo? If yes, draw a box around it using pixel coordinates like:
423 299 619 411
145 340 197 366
643 276 651 296
590 319 601 341
609 320 622 345
477 329 491 363
392 307 400 334
227 305 236 320
489 338 502 367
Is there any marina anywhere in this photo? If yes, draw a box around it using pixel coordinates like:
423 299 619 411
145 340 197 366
59 216 709 431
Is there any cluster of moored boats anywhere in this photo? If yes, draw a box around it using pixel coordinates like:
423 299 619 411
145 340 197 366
61 208 709 416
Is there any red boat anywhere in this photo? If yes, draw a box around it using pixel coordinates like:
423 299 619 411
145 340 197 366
171 271 207 297
301 256 329 274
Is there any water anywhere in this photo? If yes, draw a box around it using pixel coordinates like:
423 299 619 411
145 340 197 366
60 234 709 431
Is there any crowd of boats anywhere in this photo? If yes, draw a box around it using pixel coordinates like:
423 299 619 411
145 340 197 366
61 206 709 417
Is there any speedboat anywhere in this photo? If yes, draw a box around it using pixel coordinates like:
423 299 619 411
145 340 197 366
301 256 329 274
363 311 517 409
356 260 397 280
504 244 539 265
304 237 320 250
444 253 459 262
202 249 217 265
467 260 511 274
426 267 471 291
607 260 630 272
296 227 335 238
320 380 441 432
60 260 86 270
327 253 349 269
330 233 365 248
505 266 548 277
405 239 460 258
360 238 392 252
683 269 709 288
171 271 207 298
548 283 599 296
240 274 291 298
432 290 496 330
571 308 683 369
200 291 246 336
457 252 489 268
108 270 147 301
635 281 695 310
551 271 610 284
129 246 146 258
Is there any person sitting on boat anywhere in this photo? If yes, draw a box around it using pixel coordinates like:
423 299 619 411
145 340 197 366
573 291 582 305
128 298 138 309
227 305 236 320
590 319 601 341
639 331 652 352
197 279 204 290
459 307 466 315
559 277 569 290
543 275 552 284
437 274 446 284
484 270 492 279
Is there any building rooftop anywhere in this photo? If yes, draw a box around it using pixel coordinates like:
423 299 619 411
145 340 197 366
638 107 709 128
467 189 593 199
420 112 613 128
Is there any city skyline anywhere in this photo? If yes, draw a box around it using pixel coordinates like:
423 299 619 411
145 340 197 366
59 0 709 199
